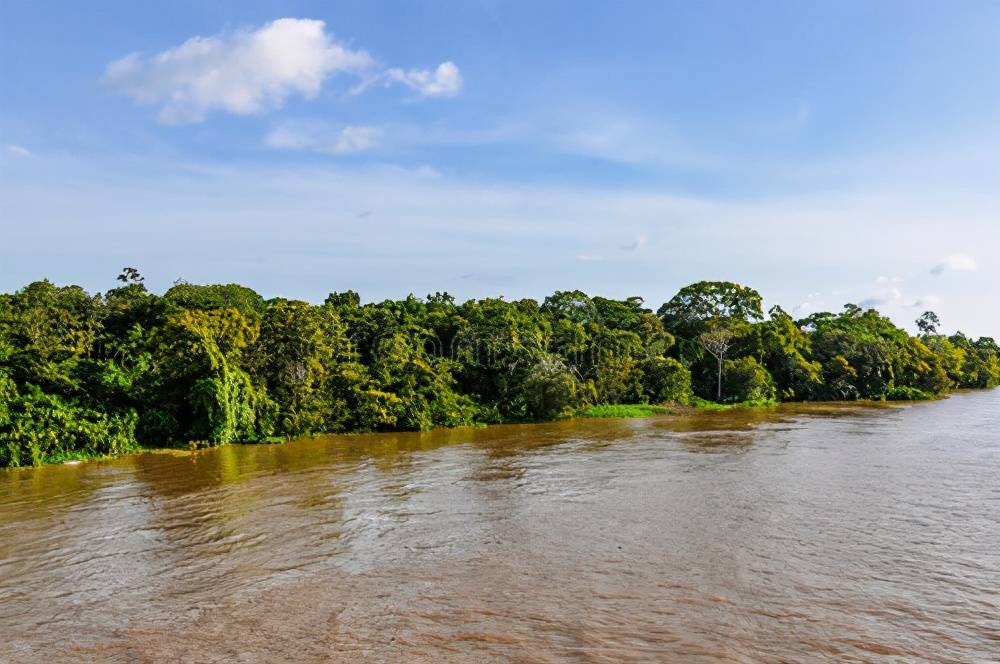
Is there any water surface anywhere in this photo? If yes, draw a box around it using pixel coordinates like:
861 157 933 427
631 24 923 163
1 392 998 662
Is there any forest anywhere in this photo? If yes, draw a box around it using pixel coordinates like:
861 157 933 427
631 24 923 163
1 270 997 467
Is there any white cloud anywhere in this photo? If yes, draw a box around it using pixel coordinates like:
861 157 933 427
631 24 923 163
931 253 978 276
385 61 462 98
5 144 31 157
859 277 942 310
106 18 373 123
858 276 905 309
576 254 605 262
266 123 382 154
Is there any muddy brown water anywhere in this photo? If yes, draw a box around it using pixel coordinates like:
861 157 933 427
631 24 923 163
1 392 998 663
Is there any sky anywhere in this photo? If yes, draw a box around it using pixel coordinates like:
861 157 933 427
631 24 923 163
1 1 999 335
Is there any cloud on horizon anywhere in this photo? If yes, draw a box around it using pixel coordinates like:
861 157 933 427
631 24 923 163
858 276 941 311
3 150 999 336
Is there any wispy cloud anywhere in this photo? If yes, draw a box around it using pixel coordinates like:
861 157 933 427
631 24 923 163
556 120 668 165
261 119 515 157
386 61 463 98
351 61 463 99
5 144 31 157
931 253 978 276
266 123 382 154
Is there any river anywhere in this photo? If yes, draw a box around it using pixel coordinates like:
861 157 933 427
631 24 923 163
1 391 998 662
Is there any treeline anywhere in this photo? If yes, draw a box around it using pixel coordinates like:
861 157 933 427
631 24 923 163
1 272 997 467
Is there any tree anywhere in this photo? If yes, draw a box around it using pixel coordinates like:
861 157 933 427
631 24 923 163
640 356 692 403
163 282 267 320
522 357 579 420
247 299 353 436
150 308 272 444
699 326 737 401
757 306 823 400
916 311 940 335
722 356 776 403
117 267 144 284
541 290 596 324
2 274 999 468
657 281 764 334
658 281 764 399
805 305 910 400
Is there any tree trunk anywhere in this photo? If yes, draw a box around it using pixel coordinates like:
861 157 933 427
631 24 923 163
717 357 723 401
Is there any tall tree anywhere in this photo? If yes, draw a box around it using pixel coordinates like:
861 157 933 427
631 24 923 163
699 326 737 401
916 311 940 335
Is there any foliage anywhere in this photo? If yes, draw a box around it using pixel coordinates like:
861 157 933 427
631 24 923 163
885 386 935 401
163 282 267 320
579 404 674 418
722 356 777 403
640 356 692 404
689 396 778 411
0 389 137 467
916 311 940 335
657 281 763 398
149 307 273 444
0 274 996 467
756 306 823 400
522 357 580 420
657 281 765 332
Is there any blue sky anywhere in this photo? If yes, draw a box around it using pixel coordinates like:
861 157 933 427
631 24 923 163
2 1 999 334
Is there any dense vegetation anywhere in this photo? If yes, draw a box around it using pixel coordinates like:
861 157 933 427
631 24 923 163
1 272 997 467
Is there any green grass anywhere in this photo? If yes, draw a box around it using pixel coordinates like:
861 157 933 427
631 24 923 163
884 386 935 401
578 404 675 418
246 435 288 444
42 449 116 465
688 396 778 411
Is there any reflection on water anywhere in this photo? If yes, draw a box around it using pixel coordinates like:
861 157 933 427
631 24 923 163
1 393 999 662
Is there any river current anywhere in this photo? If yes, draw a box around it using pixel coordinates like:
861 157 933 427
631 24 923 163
1 392 998 662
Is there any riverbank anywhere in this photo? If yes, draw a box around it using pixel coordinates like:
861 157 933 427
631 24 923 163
11 400 765 467
12 393 953 469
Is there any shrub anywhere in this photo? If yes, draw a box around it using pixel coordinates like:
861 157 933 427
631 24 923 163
885 386 934 401
640 356 692 404
722 356 777 403
0 390 138 467
523 359 580 420
593 355 642 404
